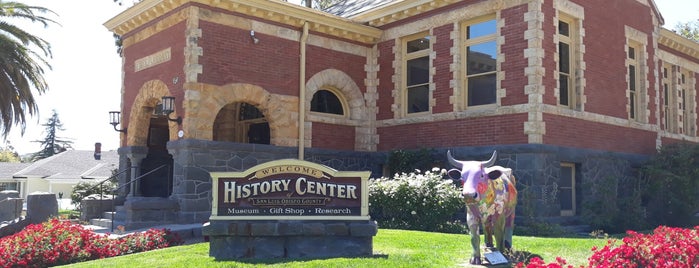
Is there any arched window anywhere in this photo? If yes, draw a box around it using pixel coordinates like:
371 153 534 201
311 89 344 115
213 102 270 144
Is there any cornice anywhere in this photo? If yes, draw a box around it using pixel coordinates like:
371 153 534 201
104 0 382 45
659 28 699 59
349 0 465 27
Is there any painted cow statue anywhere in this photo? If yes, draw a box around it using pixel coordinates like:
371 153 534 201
447 150 517 265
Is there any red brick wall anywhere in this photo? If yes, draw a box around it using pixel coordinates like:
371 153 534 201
312 122 355 151
500 4 529 106
541 0 558 106
433 24 454 114
543 114 656 154
198 21 300 96
122 21 187 131
306 45 367 95
376 40 395 120
377 114 528 150
566 0 657 119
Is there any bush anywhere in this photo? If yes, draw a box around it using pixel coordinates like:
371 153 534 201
385 149 437 175
517 225 699 268
640 143 699 227
71 179 117 209
0 218 183 267
369 168 466 233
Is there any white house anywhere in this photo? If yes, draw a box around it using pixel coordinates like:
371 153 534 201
0 145 118 200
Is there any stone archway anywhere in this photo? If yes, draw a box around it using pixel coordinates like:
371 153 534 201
305 69 375 151
183 82 299 146
305 69 366 120
127 80 180 147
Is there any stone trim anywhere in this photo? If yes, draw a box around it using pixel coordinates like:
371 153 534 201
182 82 299 147
305 69 376 151
553 0 586 112
127 80 177 147
524 0 546 144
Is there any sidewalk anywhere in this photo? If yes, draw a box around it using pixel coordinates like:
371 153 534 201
82 222 206 245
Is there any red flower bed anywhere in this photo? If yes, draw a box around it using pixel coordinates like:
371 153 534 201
0 218 183 267
517 225 699 268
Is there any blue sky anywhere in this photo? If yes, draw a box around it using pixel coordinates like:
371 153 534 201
3 0 698 155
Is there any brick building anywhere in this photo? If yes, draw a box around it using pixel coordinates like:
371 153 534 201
104 0 699 228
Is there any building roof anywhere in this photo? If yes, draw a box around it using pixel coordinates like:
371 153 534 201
322 0 398 18
12 150 119 180
0 163 30 179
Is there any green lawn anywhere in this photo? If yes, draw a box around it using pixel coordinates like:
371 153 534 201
60 229 608 267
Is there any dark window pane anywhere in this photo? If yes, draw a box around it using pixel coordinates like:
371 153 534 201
239 103 264 121
407 37 430 53
560 166 572 187
558 20 569 36
467 73 496 106
407 56 429 86
559 74 569 106
467 19 496 39
311 90 344 115
467 41 497 75
629 65 636 91
664 84 669 105
559 189 573 210
407 84 429 113
559 42 570 74
628 47 635 59
630 93 636 119
248 122 270 144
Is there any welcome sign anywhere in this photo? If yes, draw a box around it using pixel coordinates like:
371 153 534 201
210 159 370 220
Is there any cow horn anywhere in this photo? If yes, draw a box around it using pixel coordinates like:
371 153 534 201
446 150 463 169
482 151 497 167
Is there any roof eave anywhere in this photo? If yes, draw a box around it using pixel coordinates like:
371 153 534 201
659 28 699 59
104 0 382 45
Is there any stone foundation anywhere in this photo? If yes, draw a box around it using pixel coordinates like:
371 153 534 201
202 220 378 259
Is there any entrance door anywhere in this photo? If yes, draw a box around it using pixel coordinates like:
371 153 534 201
559 163 576 216
139 117 173 198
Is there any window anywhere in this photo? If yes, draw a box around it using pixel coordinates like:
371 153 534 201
311 89 344 116
628 45 639 120
463 17 497 107
559 163 576 216
404 33 430 114
663 65 671 131
212 102 270 144
679 70 689 134
558 18 575 108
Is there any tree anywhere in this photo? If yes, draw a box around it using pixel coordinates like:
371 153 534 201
31 109 72 161
675 20 699 42
0 1 56 138
0 142 20 162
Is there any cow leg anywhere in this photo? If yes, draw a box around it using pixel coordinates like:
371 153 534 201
504 213 515 250
483 219 494 248
466 206 482 265
493 216 507 253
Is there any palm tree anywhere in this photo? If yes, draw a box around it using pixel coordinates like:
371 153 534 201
0 1 56 138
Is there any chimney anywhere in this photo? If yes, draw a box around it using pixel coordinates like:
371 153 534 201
94 142 102 160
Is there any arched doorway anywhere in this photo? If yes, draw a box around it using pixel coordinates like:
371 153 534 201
213 102 270 144
138 109 174 198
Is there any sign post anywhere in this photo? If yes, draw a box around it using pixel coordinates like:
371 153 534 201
203 159 377 259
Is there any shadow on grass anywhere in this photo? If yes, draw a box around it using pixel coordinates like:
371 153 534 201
220 254 389 265
504 249 542 266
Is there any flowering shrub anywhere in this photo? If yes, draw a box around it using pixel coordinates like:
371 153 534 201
369 168 466 233
0 218 183 267
515 225 699 268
